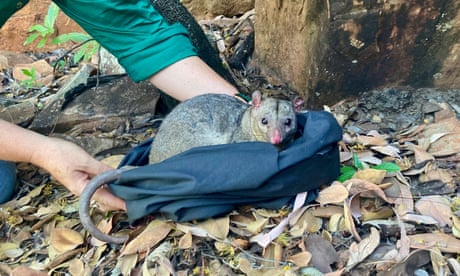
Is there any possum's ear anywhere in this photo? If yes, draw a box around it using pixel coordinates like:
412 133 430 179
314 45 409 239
251 90 262 108
293 96 305 112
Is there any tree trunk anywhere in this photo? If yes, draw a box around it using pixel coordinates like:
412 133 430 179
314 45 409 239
253 0 460 108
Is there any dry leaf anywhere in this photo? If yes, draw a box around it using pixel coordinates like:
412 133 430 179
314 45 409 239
383 249 430 275
263 243 283 268
452 216 460 238
422 116 460 137
346 227 380 269
343 198 360 241
407 143 435 164
362 206 393 221
178 231 193 249
345 179 393 203
415 195 452 227
447 258 460 275
142 241 174 276
214 241 235 256
115 254 138 276
11 266 48 276
287 251 312 267
246 217 269 234
316 182 349 205
305 234 339 273
371 145 400 158
352 168 386 184
391 181 414 216
328 213 344 233
429 133 460 157
176 223 210 238
310 205 344 218
409 233 460 253
420 166 455 188
430 247 450 276
290 209 323 236
100 154 125 168
238 257 294 276
50 228 83 253
0 242 22 260
121 220 172 255
356 134 388 146
400 213 439 225
208 259 237 276
90 217 114 246
35 204 61 218
68 259 86 276
196 216 230 240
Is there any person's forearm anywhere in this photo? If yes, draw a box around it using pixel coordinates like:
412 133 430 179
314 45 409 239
149 56 238 101
0 119 48 164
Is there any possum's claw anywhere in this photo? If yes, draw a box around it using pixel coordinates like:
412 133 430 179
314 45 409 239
79 169 128 244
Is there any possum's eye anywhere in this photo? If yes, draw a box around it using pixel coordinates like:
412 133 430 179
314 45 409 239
261 118 268 125
284 118 292 126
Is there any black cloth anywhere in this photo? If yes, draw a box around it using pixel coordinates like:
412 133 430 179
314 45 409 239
109 111 342 222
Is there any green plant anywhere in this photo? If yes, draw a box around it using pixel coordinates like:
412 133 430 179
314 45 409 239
20 67 41 90
337 153 400 182
23 2 60 48
53 33 100 64
24 3 100 63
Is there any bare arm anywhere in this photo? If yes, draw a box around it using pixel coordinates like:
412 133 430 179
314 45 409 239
0 119 126 211
149 56 238 101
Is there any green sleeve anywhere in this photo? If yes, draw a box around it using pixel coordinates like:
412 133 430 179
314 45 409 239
53 0 197 82
0 0 29 27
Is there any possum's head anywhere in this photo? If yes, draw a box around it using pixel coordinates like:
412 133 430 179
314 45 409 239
249 91 297 148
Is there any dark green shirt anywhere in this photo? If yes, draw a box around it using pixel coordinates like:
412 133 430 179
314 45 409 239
0 0 196 82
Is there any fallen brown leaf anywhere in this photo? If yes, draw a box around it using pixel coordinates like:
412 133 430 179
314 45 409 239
346 227 380 270
409 233 460 253
49 228 83 253
353 168 387 184
414 195 452 227
121 220 172 255
316 182 349 205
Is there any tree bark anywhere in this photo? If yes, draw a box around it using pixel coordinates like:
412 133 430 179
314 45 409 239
253 0 460 108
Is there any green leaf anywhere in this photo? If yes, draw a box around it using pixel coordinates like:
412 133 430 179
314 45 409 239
44 3 60 29
21 67 36 79
28 24 48 34
53 32 92 44
84 42 100 61
24 33 40 45
337 166 356 182
21 68 33 77
372 162 400 172
73 45 87 64
340 166 356 174
353 153 364 170
37 37 47 48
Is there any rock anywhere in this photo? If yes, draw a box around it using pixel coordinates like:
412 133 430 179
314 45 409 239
0 100 37 125
182 0 254 19
0 55 9 71
12 60 54 82
0 51 34 70
29 76 160 134
53 133 130 157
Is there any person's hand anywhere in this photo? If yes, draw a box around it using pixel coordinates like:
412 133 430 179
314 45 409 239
31 137 126 211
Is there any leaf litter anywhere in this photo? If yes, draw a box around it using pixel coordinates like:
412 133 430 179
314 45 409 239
2 94 460 275
1 14 460 276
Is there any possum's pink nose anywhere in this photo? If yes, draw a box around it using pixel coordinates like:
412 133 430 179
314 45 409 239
271 129 282 144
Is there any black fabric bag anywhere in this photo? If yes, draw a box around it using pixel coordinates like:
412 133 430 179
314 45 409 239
109 111 342 223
